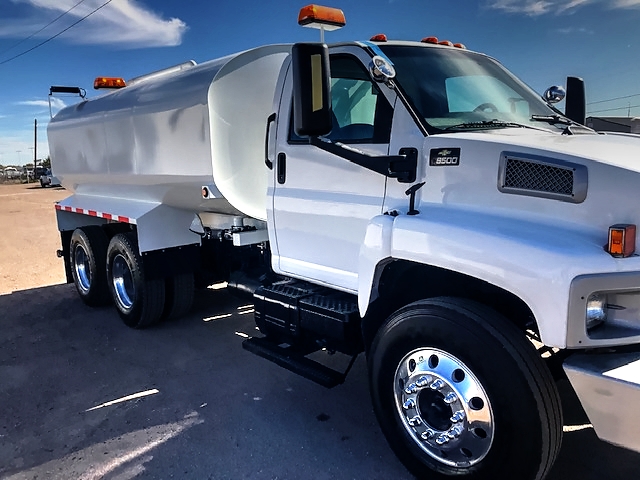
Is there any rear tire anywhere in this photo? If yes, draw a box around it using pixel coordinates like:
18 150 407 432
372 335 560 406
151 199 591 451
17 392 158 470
106 232 165 328
69 227 110 306
163 272 195 320
368 297 562 480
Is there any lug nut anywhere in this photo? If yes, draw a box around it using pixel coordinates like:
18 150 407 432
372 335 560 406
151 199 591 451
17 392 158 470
416 375 431 387
421 429 436 440
450 410 466 423
448 424 465 439
405 383 418 394
444 392 458 404
408 416 422 427
430 379 445 391
403 398 416 410
435 434 450 445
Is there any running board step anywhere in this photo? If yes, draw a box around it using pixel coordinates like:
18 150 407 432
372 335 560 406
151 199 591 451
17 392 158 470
242 336 352 389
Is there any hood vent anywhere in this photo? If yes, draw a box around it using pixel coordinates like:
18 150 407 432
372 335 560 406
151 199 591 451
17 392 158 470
498 152 588 203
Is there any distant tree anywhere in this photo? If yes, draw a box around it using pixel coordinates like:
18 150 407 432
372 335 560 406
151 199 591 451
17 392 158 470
42 156 51 168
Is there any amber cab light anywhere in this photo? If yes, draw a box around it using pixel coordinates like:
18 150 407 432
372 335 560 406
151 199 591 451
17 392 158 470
421 36 438 44
370 34 388 42
608 224 636 258
439 40 454 46
94 77 126 90
453 43 467 49
298 4 346 30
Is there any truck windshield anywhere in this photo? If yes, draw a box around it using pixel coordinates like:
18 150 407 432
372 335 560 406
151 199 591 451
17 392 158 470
379 45 567 134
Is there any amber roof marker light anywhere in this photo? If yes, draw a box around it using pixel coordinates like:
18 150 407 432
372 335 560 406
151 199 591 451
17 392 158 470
94 77 126 90
298 4 346 42
370 34 388 42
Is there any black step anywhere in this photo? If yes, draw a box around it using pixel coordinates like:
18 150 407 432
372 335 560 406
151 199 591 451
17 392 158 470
242 336 345 388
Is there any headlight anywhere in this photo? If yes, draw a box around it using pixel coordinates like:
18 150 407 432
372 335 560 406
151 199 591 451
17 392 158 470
586 293 607 329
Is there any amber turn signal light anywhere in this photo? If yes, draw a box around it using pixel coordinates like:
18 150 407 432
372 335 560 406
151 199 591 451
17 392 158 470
608 224 636 258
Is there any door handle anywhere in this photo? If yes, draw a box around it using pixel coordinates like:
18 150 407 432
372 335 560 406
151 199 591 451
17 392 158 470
264 113 276 169
277 152 286 184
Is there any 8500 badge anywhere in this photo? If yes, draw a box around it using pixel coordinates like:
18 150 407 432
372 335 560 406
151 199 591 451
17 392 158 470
429 148 461 166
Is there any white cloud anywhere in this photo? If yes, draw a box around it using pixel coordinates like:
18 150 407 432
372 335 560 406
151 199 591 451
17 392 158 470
1 0 187 48
487 0 555 16
17 98 67 110
613 0 640 7
556 26 594 34
487 0 640 16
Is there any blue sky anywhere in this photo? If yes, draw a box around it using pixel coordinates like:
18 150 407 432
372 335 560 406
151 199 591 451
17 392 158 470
1 0 640 167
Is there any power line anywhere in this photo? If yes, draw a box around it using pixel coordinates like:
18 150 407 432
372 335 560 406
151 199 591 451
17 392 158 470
587 104 640 115
587 92 640 106
0 0 89 57
0 0 114 67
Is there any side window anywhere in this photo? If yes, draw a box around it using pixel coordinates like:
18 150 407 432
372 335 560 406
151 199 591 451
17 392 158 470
289 54 393 144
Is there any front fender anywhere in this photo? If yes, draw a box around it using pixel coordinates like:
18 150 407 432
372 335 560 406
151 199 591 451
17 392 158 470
358 207 634 348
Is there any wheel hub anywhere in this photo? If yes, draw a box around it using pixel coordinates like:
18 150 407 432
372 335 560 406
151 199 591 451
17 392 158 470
394 348 494 468
418 389 451 431
74 245 91 293
112 253 135 311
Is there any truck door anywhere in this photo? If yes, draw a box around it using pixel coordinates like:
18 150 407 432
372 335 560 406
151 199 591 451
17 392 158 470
270 48 395 292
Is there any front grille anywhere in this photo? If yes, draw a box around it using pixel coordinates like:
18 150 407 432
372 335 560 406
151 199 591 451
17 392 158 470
498 152 587 204
503 158 574 195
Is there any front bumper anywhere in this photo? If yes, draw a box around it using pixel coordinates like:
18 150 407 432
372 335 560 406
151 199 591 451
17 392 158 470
564 349 640 453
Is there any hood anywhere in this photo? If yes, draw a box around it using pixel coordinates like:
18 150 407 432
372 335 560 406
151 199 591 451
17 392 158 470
444 129 640 173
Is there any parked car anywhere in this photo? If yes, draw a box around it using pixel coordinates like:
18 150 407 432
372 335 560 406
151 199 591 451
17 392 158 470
40 169 61 187
4 167 20 179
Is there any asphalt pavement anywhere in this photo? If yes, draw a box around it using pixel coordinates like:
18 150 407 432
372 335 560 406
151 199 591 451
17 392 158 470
1 284 640 479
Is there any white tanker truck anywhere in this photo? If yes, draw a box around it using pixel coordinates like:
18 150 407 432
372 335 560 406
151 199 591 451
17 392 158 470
48 5 640 479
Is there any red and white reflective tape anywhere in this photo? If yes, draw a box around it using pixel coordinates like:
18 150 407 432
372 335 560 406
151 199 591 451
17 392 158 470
55 204 135 224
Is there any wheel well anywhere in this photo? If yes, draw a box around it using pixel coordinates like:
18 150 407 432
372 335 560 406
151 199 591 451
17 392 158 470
361 260 536 352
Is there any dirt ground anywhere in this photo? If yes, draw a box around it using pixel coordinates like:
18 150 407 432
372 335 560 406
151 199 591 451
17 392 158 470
1 181 640 479
0 183 68 294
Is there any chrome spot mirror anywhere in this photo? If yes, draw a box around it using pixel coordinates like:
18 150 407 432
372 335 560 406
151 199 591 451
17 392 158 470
543 85 566 104
370 55 396 83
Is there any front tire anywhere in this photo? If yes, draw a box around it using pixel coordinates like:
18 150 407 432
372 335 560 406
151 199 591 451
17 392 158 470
69 227 110 306
368 298 562 480
106 232 165 328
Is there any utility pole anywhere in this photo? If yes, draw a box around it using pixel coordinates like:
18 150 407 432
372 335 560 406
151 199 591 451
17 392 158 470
16 150 23 181
34 119 37 178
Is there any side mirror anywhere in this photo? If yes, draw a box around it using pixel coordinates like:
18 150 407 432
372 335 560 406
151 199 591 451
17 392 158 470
543 85 565 104
565 76 586 126
292 43 332 137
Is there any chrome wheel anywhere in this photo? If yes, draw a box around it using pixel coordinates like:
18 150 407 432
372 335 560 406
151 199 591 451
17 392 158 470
74 244 91 294
394 347 494 468
112 253 135 311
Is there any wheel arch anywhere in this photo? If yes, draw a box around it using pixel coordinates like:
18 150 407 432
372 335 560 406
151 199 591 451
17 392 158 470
361 259 536 352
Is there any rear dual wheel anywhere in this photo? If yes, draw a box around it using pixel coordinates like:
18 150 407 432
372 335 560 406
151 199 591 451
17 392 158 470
368 298 562 480
163 272 195 320
69 227 110 306
106 233 165 329
70 228 195 327
105 233 195 328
